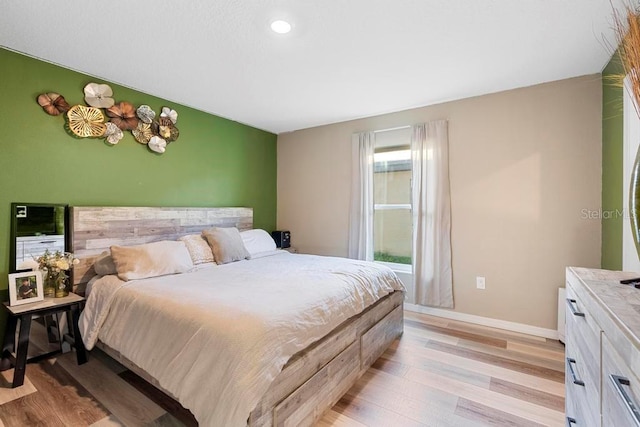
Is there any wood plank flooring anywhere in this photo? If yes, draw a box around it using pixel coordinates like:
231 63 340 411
0 310 565 426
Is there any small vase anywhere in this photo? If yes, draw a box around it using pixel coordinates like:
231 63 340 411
54 272 70 298
43 270 69 298
42 271 56 298
55 286 69 298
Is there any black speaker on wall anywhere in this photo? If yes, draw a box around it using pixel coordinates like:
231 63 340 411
272 230 291 248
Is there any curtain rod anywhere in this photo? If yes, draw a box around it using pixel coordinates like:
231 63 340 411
373 125 411 134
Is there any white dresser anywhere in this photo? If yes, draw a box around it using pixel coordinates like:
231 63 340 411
565 267 640 426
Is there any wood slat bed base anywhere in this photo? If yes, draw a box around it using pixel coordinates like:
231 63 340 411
70 206 253 289
97 290 404 427
249 290 404 426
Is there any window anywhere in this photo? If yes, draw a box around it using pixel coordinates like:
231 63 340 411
351 122 452 307
373 135 412 266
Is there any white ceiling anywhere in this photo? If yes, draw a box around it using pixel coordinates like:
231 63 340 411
0 1 630 134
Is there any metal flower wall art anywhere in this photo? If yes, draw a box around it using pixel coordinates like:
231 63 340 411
84 83 115 109
37 93 70 116
36 82 180 155
67 105 106 138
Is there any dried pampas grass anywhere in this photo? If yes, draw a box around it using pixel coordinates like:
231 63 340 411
612 4 640 115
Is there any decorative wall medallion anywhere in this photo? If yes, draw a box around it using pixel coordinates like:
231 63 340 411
160 107 178 124
152 117 179 142
136 105 156 124
106 102 139 131
148 136 167 153
37 93 70 116
104 122 124 145
133 122 153 144
84 83 115 109
67 105 107 138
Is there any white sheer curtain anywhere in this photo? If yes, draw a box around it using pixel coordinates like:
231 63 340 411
411 120 453 308
348 131 375 260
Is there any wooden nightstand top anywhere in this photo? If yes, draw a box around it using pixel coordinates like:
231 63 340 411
3 293 84 316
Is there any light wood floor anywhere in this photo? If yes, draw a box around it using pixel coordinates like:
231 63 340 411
0 311 565 426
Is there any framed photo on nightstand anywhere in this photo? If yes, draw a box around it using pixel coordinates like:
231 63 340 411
8 271 44 306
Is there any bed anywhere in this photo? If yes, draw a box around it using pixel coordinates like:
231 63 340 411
70 206 405 426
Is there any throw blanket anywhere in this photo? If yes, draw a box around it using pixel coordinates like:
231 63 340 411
79 252 404 426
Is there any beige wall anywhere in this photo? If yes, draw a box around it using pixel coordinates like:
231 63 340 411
277 75 602 330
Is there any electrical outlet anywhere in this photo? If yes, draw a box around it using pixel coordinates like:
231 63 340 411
476 276 486 290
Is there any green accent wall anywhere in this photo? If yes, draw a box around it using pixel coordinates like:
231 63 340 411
0 48 277 322
602 52 624 270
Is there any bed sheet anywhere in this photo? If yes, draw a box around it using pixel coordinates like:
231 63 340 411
79 252 404 426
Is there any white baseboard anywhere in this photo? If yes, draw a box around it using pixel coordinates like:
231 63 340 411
404 303 559 340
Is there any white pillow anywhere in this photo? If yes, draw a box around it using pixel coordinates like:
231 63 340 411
241 229 277 256
110 241 194 281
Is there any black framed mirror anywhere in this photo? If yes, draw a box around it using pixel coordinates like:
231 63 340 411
9 203 69 273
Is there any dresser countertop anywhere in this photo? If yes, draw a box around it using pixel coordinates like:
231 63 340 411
568 267 640 353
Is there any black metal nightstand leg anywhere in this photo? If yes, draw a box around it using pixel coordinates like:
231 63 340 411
13 315 32 387
0 315 18 371
70 305 87 364
45 314 59 343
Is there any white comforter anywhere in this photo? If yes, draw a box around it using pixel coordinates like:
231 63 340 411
79 251 404 426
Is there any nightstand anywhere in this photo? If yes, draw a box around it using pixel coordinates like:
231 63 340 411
0 293 87 387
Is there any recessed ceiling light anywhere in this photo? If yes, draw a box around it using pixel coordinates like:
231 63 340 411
271 20 292 34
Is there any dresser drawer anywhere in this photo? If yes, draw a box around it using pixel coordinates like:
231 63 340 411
602 334 640 427
564 283 601 425
565 331 601 426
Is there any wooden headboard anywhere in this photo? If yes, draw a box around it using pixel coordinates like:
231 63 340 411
70 206 253 289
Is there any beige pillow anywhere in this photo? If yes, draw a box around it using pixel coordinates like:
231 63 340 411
110 241 194 281
202 227 250 265
178 234 215 265
94 251 118 276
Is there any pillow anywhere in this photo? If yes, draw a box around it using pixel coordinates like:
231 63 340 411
94 251 117 276
110 241 194 281
240 229 277 256
178 234 215 265
202 227 250 265
85 274 102 298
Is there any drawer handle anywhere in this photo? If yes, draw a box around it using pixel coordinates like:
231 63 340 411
566 358 585 386
39 240 56 244
566 417 577 426
566 298 585 317
611 374 640 426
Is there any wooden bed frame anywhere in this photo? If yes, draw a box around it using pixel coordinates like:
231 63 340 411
70 206 404 427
